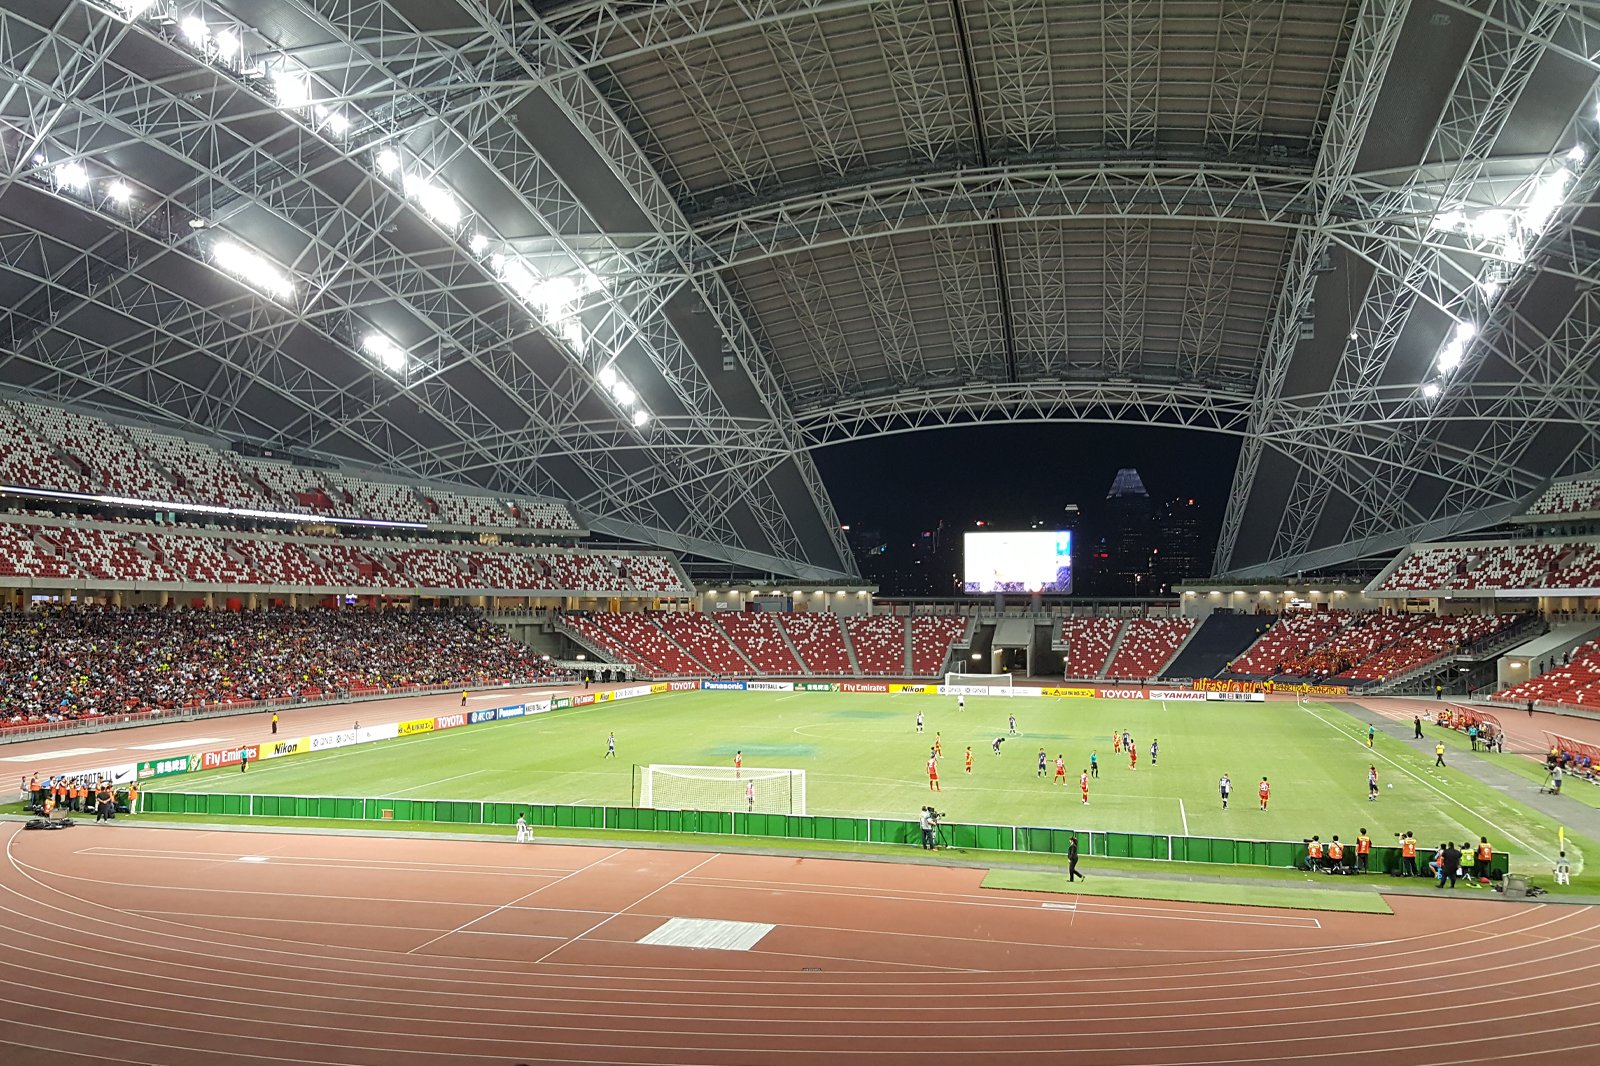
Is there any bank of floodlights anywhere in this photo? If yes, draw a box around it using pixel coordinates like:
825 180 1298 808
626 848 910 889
361 332 408 373
212 240 295 302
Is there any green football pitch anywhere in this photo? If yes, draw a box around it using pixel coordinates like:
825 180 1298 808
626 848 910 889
158 690 1579 870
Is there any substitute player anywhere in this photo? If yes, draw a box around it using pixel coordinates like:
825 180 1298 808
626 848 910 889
1367 765 1380 801
965 746 973 775
1079 770 1090 805
734 750 743 778
1054 754 1066 784
1258 776 1271 811
927 755 941 792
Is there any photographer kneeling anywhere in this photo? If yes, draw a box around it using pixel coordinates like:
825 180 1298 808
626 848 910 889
920 806 940 850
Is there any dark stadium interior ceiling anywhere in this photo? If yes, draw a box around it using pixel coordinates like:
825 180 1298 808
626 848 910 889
1 0 1599 582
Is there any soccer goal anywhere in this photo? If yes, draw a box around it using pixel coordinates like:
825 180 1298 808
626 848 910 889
944 672 1013 691
635 765 807 816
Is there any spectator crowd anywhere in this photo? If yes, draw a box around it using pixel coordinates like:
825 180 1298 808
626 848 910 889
0 606 554 727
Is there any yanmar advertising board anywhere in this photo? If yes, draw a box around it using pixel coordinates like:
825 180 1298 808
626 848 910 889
1151 690 1208 702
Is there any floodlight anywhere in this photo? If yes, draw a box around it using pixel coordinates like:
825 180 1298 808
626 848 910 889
561 320 584 350
1568 145 1587 164
1421 382 1441 399
362 332 407 371
212 240 294 300
401 172 462 228
107 180 132 204
273 71 310 109
375 148 400 175
214 29 240 61
118 0 157 17
180 16 207 46
468 233 488 254
631 409 649 427
611 381 635 405
54 162 88 190
597 365 618 388
322 110 349 136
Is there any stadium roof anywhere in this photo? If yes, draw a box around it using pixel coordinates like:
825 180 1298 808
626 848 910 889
2 0 1599 582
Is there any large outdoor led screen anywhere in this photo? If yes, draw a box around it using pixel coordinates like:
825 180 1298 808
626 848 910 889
963 530 1072 593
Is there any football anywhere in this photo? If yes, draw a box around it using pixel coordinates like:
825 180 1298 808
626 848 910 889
1387 783 1394 789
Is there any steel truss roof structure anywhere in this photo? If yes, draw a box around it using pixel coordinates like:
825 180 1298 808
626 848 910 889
3 0 1600 582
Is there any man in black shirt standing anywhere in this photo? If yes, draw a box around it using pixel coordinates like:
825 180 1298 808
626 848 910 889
1068 836 1084 882
1436 842 1463 888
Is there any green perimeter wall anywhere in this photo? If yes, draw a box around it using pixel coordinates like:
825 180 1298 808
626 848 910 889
140 790 1511 877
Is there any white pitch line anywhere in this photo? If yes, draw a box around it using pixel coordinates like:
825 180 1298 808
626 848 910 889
1296 701 1554 865
1179 798 1189 836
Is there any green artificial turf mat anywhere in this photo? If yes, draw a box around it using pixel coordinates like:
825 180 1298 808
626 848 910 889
981 868 1394 913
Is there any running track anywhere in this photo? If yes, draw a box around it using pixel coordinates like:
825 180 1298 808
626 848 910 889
2 823 1599 1065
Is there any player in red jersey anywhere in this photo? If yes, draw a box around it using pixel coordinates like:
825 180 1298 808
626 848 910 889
1129 745 1137 770
927 756 941 792
1079 770 1089 805
1112 730 1121 754
734 750 743 778
1258 776 1271 811
964 747 973 775
1054 755 1066 784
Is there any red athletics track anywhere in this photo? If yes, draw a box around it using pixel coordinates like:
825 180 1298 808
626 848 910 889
1 823 1599 1065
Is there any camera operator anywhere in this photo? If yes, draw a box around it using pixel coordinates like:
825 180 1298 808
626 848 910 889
920 806 938 850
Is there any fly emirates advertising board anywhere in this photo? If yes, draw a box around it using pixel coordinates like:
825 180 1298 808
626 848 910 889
962 530 1072 593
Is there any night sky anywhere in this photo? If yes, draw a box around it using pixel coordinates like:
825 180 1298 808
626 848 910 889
812 423 1240 564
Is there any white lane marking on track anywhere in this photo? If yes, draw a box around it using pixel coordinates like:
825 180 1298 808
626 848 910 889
127 738 225 751
532 853 720 965
0 747 109 762
405 848 620 956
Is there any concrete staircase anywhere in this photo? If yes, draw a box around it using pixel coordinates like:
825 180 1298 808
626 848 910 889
1097 620 1132 679
838 616 863 674
775 618 814 676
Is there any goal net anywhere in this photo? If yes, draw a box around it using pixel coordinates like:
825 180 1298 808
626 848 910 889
944 672 1013 690
635 765 807 816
